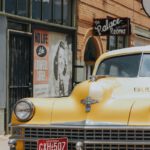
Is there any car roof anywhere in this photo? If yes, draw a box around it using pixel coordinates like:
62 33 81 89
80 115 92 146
101 45 150 59
93 45 150 75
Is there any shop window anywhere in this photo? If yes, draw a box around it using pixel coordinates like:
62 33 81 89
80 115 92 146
17 0 28 16
5 0 29 17
63 0 71 25
84 37 100 79
32 0 73 26
32 0 42 19
53 0 62 24
42 0 52 21
5 0 16 14
5 0 73 26
107 36 129 51
0 0 2 11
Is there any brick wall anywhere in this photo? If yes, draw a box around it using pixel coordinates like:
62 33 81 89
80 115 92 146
77 0 150 62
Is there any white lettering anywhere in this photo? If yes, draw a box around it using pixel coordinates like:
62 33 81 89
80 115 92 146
95 18 123 35
39 141 66 150
110 28 126 35
39 143 44 150
53 142 57 150
35 60 48 70
61 142 66 150
37 71 46 81
44 143 47 150
57 143 62 150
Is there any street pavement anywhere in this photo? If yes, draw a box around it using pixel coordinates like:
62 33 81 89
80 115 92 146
0 135 10 150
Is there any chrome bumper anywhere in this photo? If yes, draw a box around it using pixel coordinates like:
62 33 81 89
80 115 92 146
9 124 150 150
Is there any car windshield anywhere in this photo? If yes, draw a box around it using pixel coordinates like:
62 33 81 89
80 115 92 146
96 54 141 77
140 54 150 77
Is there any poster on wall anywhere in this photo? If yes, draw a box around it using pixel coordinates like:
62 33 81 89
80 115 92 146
33 30 72 97
48 33 72 97
33 30 49 97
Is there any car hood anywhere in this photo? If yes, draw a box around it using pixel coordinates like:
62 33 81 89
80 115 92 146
12 77 150 126
51 77 150 125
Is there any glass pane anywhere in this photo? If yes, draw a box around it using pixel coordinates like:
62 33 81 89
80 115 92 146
140 54 150 77
124 36 129 47
63 0 71 25
32 0 41 19
109 36 116 50
42 0 52 21
117 36 124 49
0 0 2 11
17 0 28 17
5 0 16 14
96 54 141 77
53 0 62 24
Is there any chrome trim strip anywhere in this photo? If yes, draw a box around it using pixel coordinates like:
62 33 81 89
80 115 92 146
9 137 150 145
10 120 126 127
11 124 150 130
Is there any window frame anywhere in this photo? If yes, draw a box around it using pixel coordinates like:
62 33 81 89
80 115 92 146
5 0 73 26
107 35 129 51
96 54 142 77
5 0 29 17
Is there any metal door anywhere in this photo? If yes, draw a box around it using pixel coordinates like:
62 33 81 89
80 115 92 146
8 31 32 121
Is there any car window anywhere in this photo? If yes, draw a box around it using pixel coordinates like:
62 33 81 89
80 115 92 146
96 54 141 77
140 54 150 77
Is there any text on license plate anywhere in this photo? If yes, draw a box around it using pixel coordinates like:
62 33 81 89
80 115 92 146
37 138 68 150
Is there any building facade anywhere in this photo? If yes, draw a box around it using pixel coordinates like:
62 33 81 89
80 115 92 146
0 0 150 134
0 0 76 134
75 0 150 83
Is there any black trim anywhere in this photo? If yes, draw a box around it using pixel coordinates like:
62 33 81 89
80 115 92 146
74 65 84 68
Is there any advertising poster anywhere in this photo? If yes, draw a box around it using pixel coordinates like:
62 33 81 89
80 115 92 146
33 30 72 97
48 33 72 97
33 30 49 97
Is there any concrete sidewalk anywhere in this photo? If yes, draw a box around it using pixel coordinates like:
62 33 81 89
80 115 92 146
0 135 10 150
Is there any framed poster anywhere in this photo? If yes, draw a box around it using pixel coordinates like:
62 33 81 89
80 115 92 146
33 30 49 97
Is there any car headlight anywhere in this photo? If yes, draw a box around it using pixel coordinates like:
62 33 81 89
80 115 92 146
14 99 35 121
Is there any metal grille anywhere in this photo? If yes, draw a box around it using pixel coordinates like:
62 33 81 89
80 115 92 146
24 127 150 141
84 144 150 150
12 126 150 150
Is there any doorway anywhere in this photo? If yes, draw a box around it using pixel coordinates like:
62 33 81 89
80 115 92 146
8 31 33 123
84 37 100 79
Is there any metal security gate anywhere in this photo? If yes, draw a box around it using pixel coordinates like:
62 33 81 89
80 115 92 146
8 31 32 121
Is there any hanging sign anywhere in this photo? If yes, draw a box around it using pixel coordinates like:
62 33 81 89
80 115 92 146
93 18 131 36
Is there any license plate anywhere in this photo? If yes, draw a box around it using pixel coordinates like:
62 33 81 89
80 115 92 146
37 138 68 150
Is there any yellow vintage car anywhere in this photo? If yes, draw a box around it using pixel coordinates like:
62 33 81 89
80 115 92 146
9 45 150 150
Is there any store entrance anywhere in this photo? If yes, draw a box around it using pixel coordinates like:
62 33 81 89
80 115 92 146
8 31 33 123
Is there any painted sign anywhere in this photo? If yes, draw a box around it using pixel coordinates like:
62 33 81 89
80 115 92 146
33 30 72 97
33 30 49 97
93 18 131 36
